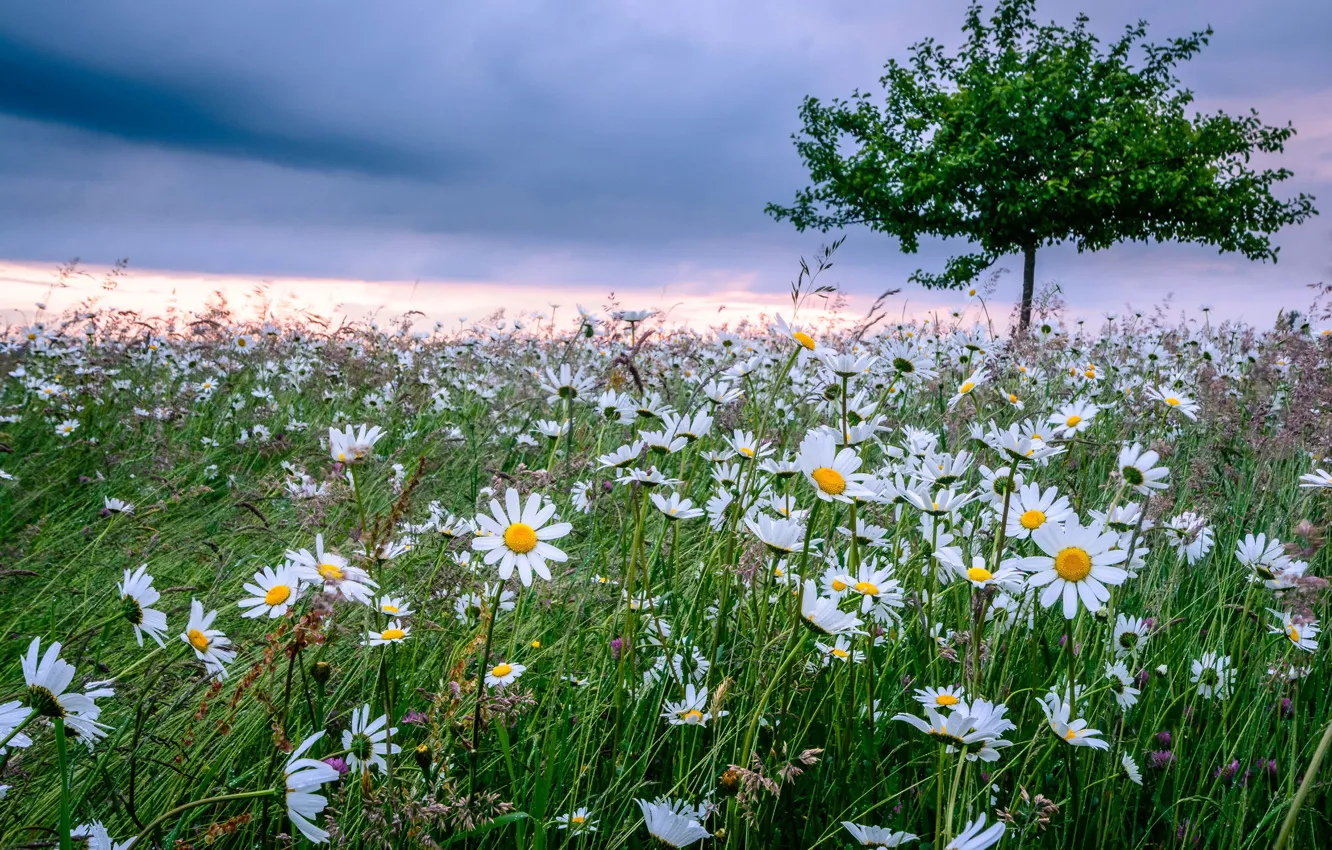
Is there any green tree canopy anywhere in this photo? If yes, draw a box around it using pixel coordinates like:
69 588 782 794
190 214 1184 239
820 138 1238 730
766 0 1318 329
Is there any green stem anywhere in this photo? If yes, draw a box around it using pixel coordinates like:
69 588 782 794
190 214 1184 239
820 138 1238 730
131 789 277 848
54 718 72 850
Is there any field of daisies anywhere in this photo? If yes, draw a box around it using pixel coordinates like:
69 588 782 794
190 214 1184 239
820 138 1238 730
1 297 1331 850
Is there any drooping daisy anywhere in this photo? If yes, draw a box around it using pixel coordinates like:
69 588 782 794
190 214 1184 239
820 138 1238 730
181 600 236 680
1012 518 1130 619
840 821 918 847
365 620 411 648
237 565 303 619
328 423 385 464
71 822 135 850
0 700 34 754
485 661 526 688
1299 468 1332 489
118 564 168 647
1003 483 1073 540
1190 652 1233 700
1112 614 1149 657
1041 690 1109 749
946 814 1005 850
800 580 866 636
20 638 111 742
471 489 572 586
651 492 704 521
341 704 400 774
635 798 710 848
1122 752 1143 785
1117 442 1171 495
947 368 989 408
1104 661 1141 711
745 514 807 554
1145 386 1200 420
1268 610 1319 652
552 807 598 833
599 441 644 469
892 703 1009 752
287 534 379 604
102 497 135 515
285 731 341 844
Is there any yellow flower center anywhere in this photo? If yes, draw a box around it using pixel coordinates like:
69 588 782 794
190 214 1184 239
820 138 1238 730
1289 626 1300 642
680 709 704 722
1065 415 1082 427
1054 547 1093 582
854 580 879 596
967 566 993 582
811 467 846 495
1009 394 1018 403
959 381 975 394
831 647 850 659
187 628 210 652
381 627 406 640
491 663 513 678
792 330 816 350
571 816 586 825
318 562 344 581
831 578 848 592
504 523 538 554
936 694 960 706
1166 397 1180 406
738 446 755 457
382 604 399 613
264 585 291 606
1019 509 1046 530
1084 369 1095 379
1065 728 1078 740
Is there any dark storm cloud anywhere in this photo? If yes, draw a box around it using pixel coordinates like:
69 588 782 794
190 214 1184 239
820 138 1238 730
0 0 1327 314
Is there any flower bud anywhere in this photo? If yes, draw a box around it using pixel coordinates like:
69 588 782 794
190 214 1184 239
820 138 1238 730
311 660 332 685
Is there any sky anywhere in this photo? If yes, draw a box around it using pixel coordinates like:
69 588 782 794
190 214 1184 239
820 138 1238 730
1 0 1329 329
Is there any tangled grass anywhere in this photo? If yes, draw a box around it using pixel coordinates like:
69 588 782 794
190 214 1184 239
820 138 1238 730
1 292 1331 850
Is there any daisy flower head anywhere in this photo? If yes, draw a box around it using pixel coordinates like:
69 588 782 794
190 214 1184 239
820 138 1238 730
947 367 989 408
774 313 818 352
237 565 302 619
727 428 773 461
485 661 526 688
472 488 571 587
118 564 168 647
328 423 385 464
745 514 807 554
1048 400 1098 437
1190 652 1233 700
1145 385 1200 420
1041 689 1109 749
1003 482 1074 540
1268 609 1319 652
652 491 704 521
662 683 725 726
0 700 34 754
21 638 111 742
1104 661 1141 711
800 580 866 636
946 814 1005 850
841 821 919 848
1122 752 1143 785
102 497 135 516
914 685 966 709
552 808 598 833
365 619 411 647
635 798 710 848
1112 614 1149 657
1014 518 1129 619
1300 468 1332 489
71 822 135 850
181 599 236 680
287 534 379 604
796 431 872 503
56 419 80 437
285 731 341 843
376 595 413 618
341 704 400 773
818 348 877 378
1117 442 1170 495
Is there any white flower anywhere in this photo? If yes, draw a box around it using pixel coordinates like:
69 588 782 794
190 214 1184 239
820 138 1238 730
651 492 704 521
285 731 340 843
552 807 598 832
1048 400 1098 437
56 419 80 437
341 704 400 774
745 514 807 554
800 580 865 636
328 423 385 463
1011 518 1130 619
181 600 235 680
1190 652 1233 700
1112 614 1149 657
1122 752 1143 785
1002 483 1073 540
119 564 168 648
1145 385 1199 420
21 638 111 742
1117 442 1170 494
71 821 134 850
237 565 302 619
1040 690 1109 749
1104 661 1140 711
796 431 872 503
287 534 379 604
365 620 411 647
946 814 1005 850
472 489 572 587
662 683 725 726
0 700 34 754
485 661 527 688
841 821 918 847
102 496 135 515
1268 609 1319 652
635 798 710 847
1299 468 1332 489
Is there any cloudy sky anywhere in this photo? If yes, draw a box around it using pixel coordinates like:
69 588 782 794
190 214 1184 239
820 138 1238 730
1 0 1328 327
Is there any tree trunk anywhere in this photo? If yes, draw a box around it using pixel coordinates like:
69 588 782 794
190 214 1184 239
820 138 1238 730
1019 243 1037 332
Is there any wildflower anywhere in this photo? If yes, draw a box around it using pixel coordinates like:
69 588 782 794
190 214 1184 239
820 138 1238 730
472 488 571 587
727 428 773 461
285 731 341 843
914 685 966 708
1112 614 1149 656
1117 442 1171 494
663 684 725 726
365 620 411 647
71 822 134 850
652 492 704 521
814 636 863 666
818 349 877 378
800 580 866 636
1041 690 1109 749
774 313 818 351
891 703 1010 752
1267 610 1319 652
946 815 1005 850
102 497 135 515
181 600 236 680
485 661 526 688
1190 652 1233 700
947 368 988 408
328 423 385 463
1104 662 1141 711
840 821 918 847
341 704 400 774
1122 752 1143 785
55 419 80 437
288 534 379 604
1012 518 1130 619
1299 468 1332 489
552 808 598 833
1164 512 1214 564
1145 386 1199 420
118 564 168 647
635 798 710 847
21 638 111 742
237 565 303 619
1049 400 1099 437
1003 483 1073 540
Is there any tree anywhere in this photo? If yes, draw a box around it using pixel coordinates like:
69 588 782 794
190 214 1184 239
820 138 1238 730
766 0 1317 330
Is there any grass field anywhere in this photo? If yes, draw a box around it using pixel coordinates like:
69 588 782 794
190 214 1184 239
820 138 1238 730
1 297 1331 849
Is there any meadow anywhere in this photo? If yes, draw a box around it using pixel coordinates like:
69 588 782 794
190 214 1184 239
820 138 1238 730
1 291 1331 850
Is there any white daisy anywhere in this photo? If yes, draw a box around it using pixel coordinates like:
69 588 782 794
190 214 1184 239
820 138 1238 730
1011 518 1130 619
341 704 400 774
237 565 302 619
472 489 572 587
181 600 236 680
118 564 168 647
285 731 341 843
